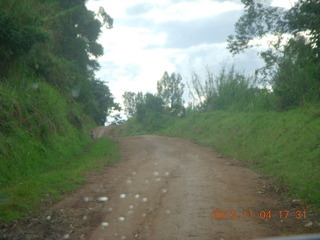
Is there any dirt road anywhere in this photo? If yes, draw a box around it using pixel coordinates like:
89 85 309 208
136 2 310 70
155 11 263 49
88 134 281 240
1 127 314 240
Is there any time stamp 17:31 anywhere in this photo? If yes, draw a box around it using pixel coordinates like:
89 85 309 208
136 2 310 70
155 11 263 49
211 210 307 220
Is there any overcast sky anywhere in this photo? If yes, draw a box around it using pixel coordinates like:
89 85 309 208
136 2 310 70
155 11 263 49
86 0 296 115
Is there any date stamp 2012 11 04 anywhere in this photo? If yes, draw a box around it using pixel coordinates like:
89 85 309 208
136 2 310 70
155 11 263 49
211 210 307 220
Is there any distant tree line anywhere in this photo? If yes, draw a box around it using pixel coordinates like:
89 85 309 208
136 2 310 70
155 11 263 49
121 0 320 131
122 72 185 131
0 0 118 125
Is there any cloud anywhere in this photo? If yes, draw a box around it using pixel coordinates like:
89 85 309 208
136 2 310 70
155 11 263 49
126 3 154 16
154 9 243 48
86 0 269 110
131 0 243 23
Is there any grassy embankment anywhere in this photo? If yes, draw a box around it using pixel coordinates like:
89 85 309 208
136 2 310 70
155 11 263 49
118 107 320 207
0 82 120 221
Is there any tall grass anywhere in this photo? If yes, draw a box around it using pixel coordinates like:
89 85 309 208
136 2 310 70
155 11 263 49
158 107 320 207
188 65 275 112
0 81 90 187
0 137 120 221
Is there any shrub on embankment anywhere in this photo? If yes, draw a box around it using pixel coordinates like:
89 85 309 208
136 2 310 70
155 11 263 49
0 82 106 221
157 107 320 207
0 82 91 187
0 0 119 221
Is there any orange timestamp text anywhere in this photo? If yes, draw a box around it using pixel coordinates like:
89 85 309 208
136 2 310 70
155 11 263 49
211 210 307 220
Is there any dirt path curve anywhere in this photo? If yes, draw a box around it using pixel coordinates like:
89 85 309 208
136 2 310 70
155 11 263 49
63 127 306 240
2 127 310 240
88 134 278 240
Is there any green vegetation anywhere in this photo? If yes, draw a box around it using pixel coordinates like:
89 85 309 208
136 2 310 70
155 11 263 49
119 103 320 206
2 0 320 222
0 0 120 221
121 71 185 132
157 108 320 206
0 137 119 221
228 0 320 110
118 0 320 206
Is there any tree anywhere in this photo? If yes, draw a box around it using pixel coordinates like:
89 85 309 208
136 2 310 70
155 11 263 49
227 0 320 109
0 2 50 75
272 36 320 109
91 80 119 125
227 1 288 55
122 91 144 118
157 72 185 116
136 93 166 131
0 0 117 125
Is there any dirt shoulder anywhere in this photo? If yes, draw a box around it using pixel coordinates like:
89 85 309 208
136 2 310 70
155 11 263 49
1 128 319 239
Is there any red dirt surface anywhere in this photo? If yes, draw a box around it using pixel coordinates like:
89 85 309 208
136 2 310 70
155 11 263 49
1 127 318 240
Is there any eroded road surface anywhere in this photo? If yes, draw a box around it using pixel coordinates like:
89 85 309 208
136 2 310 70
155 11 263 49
87 134 282 240
1 127 313 240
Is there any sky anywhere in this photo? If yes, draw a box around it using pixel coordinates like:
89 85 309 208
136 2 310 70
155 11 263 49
85 0 297 120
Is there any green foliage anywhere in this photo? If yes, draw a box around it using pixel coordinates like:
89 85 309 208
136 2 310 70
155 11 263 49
158 107 320 207
98 6 114 29
188 66 275 111
0 137 120 221
136 93 172 131
272 36 320 110
157 71 185 117
122 91 145 118
228 0 320 110
227 0 287 55
91 80 119 125
0 82 88 187
0 0 117 125
289 0 320 57
0 0 120 222
0 1 50 74
157 72 184 107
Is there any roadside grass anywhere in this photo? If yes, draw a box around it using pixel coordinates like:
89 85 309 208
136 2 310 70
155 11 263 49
157 106 320 207
115 117 150 137
0 137 120 222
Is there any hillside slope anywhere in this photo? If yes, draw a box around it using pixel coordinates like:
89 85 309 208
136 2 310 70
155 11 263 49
0 0 118 221
156 108 320 207
0 81 120 221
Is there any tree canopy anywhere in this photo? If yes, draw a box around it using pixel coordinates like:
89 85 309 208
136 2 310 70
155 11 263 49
227 0 320 109
0 0 117 125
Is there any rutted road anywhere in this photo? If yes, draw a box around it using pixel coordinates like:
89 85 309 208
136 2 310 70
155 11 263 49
1 127 311 240
77 127 306 239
